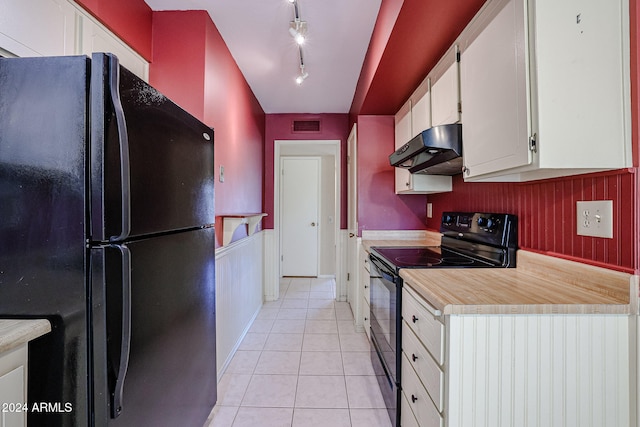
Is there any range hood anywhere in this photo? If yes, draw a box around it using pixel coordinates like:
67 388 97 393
389 123 462 175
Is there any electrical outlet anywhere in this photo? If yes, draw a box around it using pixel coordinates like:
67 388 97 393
576 200 613 238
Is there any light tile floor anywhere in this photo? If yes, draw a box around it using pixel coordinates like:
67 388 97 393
207 277 392 427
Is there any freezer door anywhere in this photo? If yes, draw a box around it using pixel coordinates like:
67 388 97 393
90 53 215 242
91 227 217 426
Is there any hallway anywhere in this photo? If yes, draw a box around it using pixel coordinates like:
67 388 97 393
207 277 391 427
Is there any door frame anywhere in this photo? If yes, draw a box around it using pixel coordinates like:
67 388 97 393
274 140 341 287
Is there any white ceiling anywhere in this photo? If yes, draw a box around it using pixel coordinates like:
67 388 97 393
144 0 382 114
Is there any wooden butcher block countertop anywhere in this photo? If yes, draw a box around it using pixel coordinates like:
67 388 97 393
399 251 635 315
0 319 51 354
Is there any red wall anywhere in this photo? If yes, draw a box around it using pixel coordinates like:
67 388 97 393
264 114 350 229
427 171 636 273
74 0 152 60
356 116 427 234
150 11 265 246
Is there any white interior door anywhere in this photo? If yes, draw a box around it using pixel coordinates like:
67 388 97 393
281 157 320 276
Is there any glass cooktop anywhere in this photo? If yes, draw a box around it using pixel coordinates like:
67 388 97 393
370 246 494 270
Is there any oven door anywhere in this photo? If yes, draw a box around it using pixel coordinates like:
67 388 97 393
369 253 401 426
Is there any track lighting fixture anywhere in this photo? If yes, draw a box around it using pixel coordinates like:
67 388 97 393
288 0 309 85
296 69 309 85
289 21 307 45
295 47 308 85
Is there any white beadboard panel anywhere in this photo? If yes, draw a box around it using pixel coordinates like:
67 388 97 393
336 229 348 302
448 315 632 427
215 232 264 377
262 229 279 301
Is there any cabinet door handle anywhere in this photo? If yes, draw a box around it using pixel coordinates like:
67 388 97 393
412 315 418 323
411 394 418 403
411 353 418 362
364 285 369 289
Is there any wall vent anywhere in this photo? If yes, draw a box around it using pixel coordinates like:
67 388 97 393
292 119 321 133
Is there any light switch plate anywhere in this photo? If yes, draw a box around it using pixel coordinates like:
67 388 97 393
576 200 613 238
427 203 433 218
219 165 225 183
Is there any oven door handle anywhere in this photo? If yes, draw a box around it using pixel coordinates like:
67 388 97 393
369 254 397 283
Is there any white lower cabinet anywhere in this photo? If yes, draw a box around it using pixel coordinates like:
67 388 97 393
401 280 633 427
0 345 28 427
362 252 371 339
401 352 444 427
401 285 445 427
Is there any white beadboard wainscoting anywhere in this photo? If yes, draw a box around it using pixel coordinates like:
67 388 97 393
215 231 264 377
447 314 635 427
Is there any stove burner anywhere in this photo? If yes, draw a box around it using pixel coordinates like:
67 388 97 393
394 255 442 266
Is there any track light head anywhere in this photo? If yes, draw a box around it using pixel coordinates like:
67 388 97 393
289 21 307 45
295 72 309 85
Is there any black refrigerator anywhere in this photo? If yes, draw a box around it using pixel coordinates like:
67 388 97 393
0 53 217 426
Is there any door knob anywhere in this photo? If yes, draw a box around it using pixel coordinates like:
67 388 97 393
349 232 355 238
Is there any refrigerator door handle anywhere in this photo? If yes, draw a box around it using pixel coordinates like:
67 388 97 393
107 54 131 242
110 243 132 419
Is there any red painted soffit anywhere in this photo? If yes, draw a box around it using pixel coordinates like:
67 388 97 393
352 0 486 116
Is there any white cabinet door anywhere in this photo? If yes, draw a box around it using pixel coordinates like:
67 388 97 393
0 346 28 427
411 81 431 133
0 0 75 57
460 0 531 178
76 11 149 81
0 367 25 427
431 49 460 126
394 101 414 193
533 0 630 169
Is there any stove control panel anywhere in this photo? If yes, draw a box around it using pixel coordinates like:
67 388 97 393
440 212 517 248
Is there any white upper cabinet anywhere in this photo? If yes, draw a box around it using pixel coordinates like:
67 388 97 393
459 0 631 181
394 100 416 194
394 100 452 195
0 0 148 81
459 0 530 178
431 46 461 126
0 0 75 57
411 77 431 133
75 9 149 81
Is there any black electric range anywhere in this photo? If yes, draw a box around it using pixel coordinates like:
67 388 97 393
371 211 518 271
368 212 518 427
